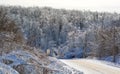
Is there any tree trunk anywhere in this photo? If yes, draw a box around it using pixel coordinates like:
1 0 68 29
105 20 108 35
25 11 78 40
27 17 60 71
112 26 116 62
83 33 87 58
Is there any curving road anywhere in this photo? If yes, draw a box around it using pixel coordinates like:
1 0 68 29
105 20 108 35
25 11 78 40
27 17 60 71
60 59 120 74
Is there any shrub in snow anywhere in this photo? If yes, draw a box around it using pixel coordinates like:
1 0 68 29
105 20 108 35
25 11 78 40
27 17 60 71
0 62 19 74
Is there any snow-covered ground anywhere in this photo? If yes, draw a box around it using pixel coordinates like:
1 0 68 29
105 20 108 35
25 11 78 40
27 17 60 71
60 59 120 74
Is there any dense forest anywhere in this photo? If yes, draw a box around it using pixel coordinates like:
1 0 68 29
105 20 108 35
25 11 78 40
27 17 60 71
0 6 120 63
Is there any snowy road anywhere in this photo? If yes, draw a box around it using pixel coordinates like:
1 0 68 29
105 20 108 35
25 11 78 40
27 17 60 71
60 59 120 74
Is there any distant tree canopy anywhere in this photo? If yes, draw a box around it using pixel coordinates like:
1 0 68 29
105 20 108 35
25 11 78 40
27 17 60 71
0 6 120 61
0 6 24 44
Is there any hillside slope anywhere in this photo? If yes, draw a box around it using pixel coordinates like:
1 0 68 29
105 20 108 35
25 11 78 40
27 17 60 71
0 6 83 74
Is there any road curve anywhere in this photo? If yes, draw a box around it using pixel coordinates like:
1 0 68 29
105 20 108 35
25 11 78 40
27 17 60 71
60 59 120 74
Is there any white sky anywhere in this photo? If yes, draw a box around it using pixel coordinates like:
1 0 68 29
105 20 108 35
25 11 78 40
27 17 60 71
0 0 120 13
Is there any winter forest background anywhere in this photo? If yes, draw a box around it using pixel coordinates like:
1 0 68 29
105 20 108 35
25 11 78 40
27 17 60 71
0 6 120 63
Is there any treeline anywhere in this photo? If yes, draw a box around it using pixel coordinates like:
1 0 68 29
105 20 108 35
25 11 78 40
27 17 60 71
0 7 25 54
0 6 120 62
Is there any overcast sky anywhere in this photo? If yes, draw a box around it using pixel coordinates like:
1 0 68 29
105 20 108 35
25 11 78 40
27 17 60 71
0 0 120 13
